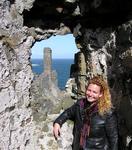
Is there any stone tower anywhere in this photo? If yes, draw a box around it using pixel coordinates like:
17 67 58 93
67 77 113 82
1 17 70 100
42 47 58 87
43 47 52 77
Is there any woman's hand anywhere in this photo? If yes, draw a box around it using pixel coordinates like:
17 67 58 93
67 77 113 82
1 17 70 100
53 123 61 140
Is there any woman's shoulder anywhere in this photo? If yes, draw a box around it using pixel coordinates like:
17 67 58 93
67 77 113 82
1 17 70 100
104 108 117 119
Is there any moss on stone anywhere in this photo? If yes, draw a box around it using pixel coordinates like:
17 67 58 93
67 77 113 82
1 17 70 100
32 111 47 122
51 102 63 114
67 120 74 125
42 123 49 132
47 133 53 137
47 140 53 146
62 96 74 110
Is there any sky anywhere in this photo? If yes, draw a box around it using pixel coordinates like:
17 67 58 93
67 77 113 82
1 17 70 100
31 34 79 59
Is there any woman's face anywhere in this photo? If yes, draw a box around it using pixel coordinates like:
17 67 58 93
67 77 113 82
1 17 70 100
86 83 102 103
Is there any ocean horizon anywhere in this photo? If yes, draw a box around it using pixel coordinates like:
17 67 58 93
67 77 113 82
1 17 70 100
31 58 74 90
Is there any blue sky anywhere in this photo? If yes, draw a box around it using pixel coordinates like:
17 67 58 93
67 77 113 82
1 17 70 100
31 34 79 59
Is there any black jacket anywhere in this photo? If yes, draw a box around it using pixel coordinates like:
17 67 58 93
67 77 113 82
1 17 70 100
54 98 118 150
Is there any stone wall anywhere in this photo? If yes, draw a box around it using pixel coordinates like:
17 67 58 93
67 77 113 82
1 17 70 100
0 0 35 149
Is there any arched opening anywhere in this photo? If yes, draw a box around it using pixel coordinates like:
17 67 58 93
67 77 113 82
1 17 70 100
31 34 79 90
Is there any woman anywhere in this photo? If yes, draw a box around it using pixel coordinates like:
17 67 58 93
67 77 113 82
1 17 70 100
53 75 118 150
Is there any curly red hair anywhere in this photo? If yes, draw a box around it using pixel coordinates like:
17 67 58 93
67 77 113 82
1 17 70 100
88 75 112 115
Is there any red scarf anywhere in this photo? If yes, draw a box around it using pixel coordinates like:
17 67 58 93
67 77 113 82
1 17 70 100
79 99 98 149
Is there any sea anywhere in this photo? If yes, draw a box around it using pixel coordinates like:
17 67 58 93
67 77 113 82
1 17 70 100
31 59 74 90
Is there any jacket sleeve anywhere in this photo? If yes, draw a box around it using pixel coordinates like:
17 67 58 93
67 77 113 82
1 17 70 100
54 103 77 127
105 110 118 150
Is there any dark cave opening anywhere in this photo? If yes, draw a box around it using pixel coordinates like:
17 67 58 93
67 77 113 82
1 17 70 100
23 0 132 29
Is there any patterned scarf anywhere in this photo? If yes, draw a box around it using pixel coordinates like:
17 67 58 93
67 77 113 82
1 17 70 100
79 99 98 149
